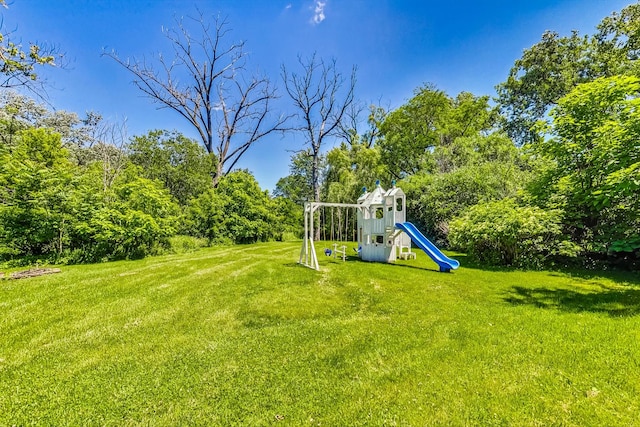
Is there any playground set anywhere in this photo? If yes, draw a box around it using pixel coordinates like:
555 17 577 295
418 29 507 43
299 181 460 272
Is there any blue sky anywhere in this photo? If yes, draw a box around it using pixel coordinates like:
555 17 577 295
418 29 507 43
5 0 634 191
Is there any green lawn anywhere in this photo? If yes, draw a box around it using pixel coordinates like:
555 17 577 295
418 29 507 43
1 242 639 426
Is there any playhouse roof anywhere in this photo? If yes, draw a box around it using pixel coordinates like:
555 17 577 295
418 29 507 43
358 183 404 207
357 184 386 207
384 186 405 198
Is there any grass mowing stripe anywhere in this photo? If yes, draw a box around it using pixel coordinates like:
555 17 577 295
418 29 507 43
1 241 639 425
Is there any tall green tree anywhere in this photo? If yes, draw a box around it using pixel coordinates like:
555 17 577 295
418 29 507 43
496 3 640 145
273 149 317 204
378 85 496 178
0 128 75 256
324 141 385 203
0 92 101 150
378 84 449 178
532 75 640 255
595 2 640 75
496 30 596 144
129 130 215 205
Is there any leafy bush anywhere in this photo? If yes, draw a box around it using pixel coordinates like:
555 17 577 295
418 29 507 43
403 160 529 247
277 231 300 242
129 130 215 205
449 198 579 268
270 196 303 241
183 170 296 244
0 128 75 256
182 188 229 244
69 164 180 262
531 76 640 257
0 245 20 262
74 206 170 261
165 235 209 254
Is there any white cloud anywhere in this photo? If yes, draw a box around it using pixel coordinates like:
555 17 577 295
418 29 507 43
285 3 292 10
312 1 326 24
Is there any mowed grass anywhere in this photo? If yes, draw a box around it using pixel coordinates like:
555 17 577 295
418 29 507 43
1 242 640 426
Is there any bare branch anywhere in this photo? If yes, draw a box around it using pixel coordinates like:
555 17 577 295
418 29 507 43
104 10 287 186
282 52 357 207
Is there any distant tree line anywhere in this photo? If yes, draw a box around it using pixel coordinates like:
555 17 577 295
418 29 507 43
277 3 640 270
0 96 301 264
0 3 638 270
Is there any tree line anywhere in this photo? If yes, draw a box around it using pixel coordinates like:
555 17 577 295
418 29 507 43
276 3 640 270
0 99 301 263
0 3 638 269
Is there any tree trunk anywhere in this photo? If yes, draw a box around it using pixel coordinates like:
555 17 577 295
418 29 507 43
312 152 321 240
212 161 224 188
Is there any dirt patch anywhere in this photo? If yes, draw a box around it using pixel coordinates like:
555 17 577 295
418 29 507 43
3 268 62 280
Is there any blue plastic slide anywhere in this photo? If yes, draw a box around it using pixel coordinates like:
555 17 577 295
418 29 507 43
395 222 460 272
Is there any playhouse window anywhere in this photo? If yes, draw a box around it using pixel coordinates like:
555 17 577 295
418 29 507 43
396 197 403 212
375 235 384 244
375 207 384 219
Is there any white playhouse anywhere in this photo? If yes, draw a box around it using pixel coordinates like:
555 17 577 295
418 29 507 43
355 182 413 263
299 181 459 272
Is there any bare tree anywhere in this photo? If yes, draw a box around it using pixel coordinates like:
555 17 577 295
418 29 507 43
336 100 387 148
104 12 288 186
281 53 356 206
335 100 365 146
90 118 129 193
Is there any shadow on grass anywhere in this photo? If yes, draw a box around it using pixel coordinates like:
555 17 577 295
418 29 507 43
544 269 640 285
457 254 640 283
338 252 446 273
288 255 443 273
504 286 640 317
389 262 445 274
452 254 529 273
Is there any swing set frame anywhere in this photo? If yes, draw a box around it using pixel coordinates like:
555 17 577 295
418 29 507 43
298 201 362 271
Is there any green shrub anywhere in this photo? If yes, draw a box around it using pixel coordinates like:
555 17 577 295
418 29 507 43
165 235 209 254
0 128 75 257
183 171 280 244
69 165 180 262
449 198 579 268
277 231 300 242
0 245 20 262
402 160 529 247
